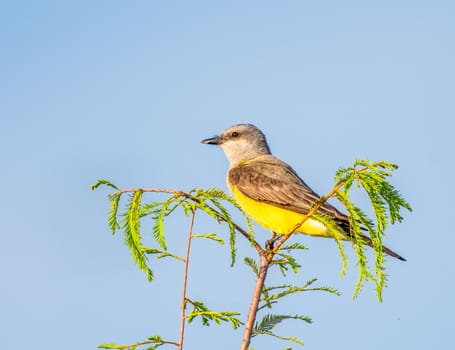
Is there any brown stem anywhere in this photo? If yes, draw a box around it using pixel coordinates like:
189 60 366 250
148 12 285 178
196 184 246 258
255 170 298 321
111 339 179 349
116 188 185 196
240 254 270 350
178 209 196 350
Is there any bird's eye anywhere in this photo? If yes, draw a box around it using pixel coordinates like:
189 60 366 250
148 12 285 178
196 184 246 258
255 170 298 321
231 131 239 137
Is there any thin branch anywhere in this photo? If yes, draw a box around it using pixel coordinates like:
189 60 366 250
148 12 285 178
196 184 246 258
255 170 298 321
99 339 179 349
115 188 186 196
178 209 196 350
228 219 263 255
114 187 264 256
240 255 270 350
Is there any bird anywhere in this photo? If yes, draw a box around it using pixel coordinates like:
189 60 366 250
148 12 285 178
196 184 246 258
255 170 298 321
201 123 405 261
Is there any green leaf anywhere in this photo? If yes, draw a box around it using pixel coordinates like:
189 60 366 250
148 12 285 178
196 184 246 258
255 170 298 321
278 242 308 251
261 280 340 305
98 344 123 349
313 213 348 277
208 196 238 266
121 191 153 282
336 162 399 300
272 253 301 276
253 314 311 345
337 192 376 297
181 200 196 217
91 179 120 191
185 298 243 329
151 197 176 251
98 335 172 350
194 188 255 266
186 310 243 329
143 247 185 262
108 193 121 235
244 257 259 277
334 160 397 300
139 202 162 217
192 233 225 245
147 335 163 342
252 331 304 346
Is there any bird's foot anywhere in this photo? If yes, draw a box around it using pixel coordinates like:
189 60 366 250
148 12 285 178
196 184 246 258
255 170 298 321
265 232 280 251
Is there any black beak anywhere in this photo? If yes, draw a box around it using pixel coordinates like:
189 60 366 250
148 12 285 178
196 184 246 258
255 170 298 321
201 135 221 145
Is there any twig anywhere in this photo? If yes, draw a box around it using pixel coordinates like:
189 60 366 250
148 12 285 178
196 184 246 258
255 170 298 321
178 209 196 350
102 339 179 349
115 188 185 196
114 187 264 256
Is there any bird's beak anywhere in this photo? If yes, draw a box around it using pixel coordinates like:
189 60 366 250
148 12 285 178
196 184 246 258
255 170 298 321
201 135 221 145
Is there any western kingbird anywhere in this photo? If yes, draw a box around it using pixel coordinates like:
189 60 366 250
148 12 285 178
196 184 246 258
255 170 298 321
202 123 405 261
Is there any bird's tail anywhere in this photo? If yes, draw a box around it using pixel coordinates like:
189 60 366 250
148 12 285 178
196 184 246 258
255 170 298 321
359 234 406 261
333 217 406 261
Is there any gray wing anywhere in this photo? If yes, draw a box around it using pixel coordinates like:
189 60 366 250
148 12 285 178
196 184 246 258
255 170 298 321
228 159 350 229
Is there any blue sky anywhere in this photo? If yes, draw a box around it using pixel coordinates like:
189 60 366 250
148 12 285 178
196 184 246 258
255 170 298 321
1 1 454 349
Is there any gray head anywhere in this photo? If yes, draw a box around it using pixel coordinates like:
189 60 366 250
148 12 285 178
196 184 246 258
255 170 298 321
201 124 271 165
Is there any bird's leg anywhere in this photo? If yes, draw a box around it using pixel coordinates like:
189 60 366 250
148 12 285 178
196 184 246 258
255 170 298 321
265 232 280 251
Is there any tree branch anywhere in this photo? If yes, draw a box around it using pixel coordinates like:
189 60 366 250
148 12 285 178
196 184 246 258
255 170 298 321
178 209 196 350
98 339 179 349
240 254 270 350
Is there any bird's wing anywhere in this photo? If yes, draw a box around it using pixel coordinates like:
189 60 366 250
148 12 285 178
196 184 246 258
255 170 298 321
228 159 407 261
228 159 348 223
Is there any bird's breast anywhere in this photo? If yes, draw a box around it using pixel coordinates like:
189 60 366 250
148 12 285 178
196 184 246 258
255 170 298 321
228 182 331 237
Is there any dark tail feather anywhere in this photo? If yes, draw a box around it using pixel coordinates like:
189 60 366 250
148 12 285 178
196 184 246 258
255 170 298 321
381 244 407 261
334 217 406 261
360 234 406 261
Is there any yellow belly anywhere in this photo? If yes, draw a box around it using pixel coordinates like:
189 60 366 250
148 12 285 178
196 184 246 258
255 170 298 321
230 185 332 237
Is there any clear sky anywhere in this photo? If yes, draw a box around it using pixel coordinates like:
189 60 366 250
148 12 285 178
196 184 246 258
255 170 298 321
1 1 454 349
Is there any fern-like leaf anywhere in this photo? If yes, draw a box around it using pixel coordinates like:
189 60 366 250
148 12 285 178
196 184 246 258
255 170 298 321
192 233 225 245
244 257 259 277
91 179 120 191
272 253 301 276
108 193 121 235
278 242 308 251
208 197 238 266
261 280 340 305
313 213 349 277
185 298 243 329
253 314 311 345
151 197 175 251
143 247 185 262
121 191 153 282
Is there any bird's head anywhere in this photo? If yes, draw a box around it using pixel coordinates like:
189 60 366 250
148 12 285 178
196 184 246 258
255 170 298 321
202 124 271 165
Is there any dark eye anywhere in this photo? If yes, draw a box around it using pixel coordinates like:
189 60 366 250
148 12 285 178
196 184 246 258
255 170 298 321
231 131 239 137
